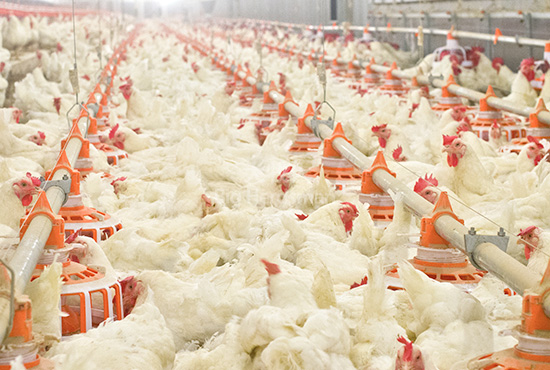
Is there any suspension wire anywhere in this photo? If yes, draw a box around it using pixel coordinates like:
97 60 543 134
70 0 80 105
313 0 336 121
98 0 103 71
65 0 82 130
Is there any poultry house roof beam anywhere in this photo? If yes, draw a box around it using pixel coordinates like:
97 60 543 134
235 70 549 316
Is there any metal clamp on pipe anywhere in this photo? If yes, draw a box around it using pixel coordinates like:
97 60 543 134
428 73 444 85
464 227 509 270
39 174 72 206
256 82 270 93
87 102 99 117
310 117 334 138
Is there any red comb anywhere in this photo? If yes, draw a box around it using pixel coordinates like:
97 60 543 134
520 57 535 68
442 135 458 146
295 213 308 220
527 136 544 149
350 275 368 289
371 124 387 133
397 336 413 362
492 57 504 65
109 124 120 140
518 225 538 237
392 145 403 160
277 166 292 180
110 176 127 186
26 172 41 187
341 202 358 214
261 259 281 275
65 228 82 244
38 131 45 140
414 174 438 193
491 120 500 129
456 123 471 134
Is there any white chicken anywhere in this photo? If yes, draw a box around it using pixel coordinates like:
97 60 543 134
46 289 176 370
517 226 550 278
399 261 494 370
351 258 408 370
503 58 538 107
301 200 359 242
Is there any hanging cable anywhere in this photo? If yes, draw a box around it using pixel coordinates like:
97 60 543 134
98 0 103 71
69 0 80 105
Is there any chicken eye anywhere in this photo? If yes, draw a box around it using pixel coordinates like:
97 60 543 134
21 183 26 187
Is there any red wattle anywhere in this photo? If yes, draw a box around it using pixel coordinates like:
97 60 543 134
525 245 532 260
378 138 387 148
114 141 125 150
447 153 459 167
344 220 353 234
21 194 32 206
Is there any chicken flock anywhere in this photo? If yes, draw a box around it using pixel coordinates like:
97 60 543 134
0 12 549 370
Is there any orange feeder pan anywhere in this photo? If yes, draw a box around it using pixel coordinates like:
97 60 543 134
466 265 550 369
278 90 299 126
95 90 112 131
19 192 123 338
505 99 550 154
258 91 299 144
409 76 431 100
385 192 485 292
345 57 368 94
377 62 409 97
60 199 123 241
77 111 128 166
32 260 123 336
343 55 362 79
289 104 322 154
358 151 396 228
304 122 362 191
0 294 54 370
363 58 381 88
237 68 259 107
431 75 470 114
471 86 525 142
45 151 122 242
330 53 346 77
62 119 94 177
240 81 280 125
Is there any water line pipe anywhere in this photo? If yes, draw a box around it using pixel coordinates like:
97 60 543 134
233 66 549 315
